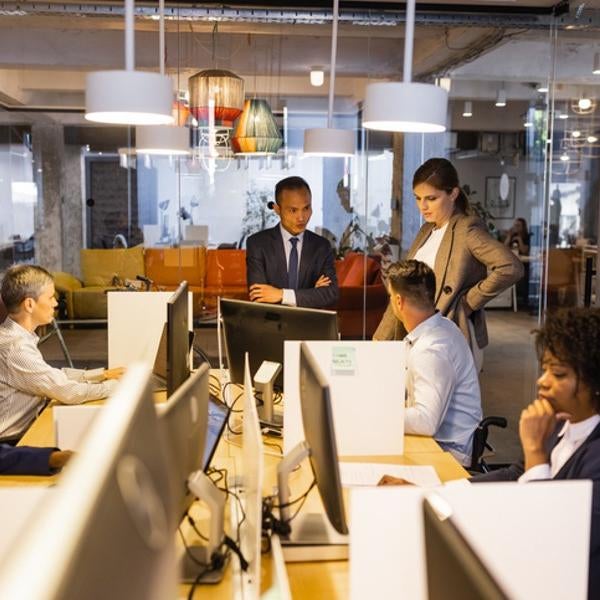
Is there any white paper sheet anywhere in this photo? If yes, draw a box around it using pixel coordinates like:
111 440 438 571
340 463 440 488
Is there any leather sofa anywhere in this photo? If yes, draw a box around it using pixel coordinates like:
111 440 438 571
52 248 387 337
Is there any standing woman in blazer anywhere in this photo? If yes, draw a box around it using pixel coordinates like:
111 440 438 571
374 158 523 367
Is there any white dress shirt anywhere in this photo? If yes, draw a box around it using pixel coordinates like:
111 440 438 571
279 224 305 307
413 223 448 271
404 312 482 466
518 414 600 483
0 317 118 441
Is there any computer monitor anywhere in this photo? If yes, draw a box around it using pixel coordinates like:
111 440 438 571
220 298 338 390
157 363 210 521
158 363 229 585
422 494 509 600
0 364 177 600
203 395 230 471
167 280 191 396
298 341 348 535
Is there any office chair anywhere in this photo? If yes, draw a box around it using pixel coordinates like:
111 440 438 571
469 416 508 473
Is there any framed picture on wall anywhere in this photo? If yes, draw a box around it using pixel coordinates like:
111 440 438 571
485 175 516 219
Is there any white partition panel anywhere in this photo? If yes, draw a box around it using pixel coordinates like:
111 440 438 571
284 340 406 456
107 291 193 368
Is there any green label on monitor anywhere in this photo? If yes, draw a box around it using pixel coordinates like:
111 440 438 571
331 346 356 376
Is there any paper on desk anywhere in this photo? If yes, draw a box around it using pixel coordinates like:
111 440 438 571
339 463 440 487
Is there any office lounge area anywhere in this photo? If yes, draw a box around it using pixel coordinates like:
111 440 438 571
1 0 600 597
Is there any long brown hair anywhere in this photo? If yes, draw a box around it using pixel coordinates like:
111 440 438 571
412 158 470 214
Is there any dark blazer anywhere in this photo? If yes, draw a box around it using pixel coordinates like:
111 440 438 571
0 444 57 475
373 213 523 349
246 225 339 309
472 421 600 599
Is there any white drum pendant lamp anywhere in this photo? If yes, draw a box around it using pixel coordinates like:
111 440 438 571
363 0 448 133
136 125 190 155
136 0 189 155
85 0 173 126
303 0 354 157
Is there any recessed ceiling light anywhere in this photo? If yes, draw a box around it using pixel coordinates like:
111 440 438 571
579 98 593 111
462 101 472 118
537 83 548 93
587 135 598 143
560 153 570 162
572 130 581 138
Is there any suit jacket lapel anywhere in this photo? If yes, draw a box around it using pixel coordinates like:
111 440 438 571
433 213 461 304
554 421 600 479
297 230 313 288
270 226 288 284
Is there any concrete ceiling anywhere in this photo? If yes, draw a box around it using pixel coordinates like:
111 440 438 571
0 0 597 125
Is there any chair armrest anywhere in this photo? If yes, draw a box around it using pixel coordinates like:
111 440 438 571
52 271 83 292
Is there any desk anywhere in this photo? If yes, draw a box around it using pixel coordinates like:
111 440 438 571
4 395 467 599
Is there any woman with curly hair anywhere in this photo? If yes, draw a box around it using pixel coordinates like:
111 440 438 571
473 307 600 598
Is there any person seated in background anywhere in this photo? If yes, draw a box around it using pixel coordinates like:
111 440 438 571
0 265 123 444
246 176 339 309
471 307 600 597
0 443 72 476
504 217 530 306
504 217 530 256
384 260 482 466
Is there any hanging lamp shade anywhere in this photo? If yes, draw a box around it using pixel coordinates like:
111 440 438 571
231 99 283 155
363 82 448 133
86 70 174 125
188 69 244 128
172 100 190 126
136 125 190 155
303 128 354 157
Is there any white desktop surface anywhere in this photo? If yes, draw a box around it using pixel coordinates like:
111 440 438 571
0 487 51 564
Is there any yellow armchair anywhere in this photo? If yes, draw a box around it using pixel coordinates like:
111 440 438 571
52 271 83 319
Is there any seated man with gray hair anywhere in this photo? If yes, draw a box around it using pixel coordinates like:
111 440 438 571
0 265 123 444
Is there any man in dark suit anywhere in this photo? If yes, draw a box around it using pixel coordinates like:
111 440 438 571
246 176 339 309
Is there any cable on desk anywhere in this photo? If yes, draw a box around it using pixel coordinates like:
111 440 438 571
261 478 316 538
185 512 208 542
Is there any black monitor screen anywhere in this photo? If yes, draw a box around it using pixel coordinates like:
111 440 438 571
299 342 348 535
202 395 230 471
167 281 190 396
220 298 338 390
423 495 509 600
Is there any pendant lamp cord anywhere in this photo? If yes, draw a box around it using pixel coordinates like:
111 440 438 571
403 0 415 83
125 0 134 71
327 0 339 129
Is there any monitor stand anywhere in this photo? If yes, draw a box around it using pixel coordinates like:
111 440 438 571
254 360 283 428
277 441 349 563
180 471 228 584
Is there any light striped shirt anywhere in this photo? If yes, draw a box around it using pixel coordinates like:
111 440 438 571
0 317 118 441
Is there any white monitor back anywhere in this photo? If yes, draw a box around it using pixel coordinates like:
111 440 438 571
107 291 193 368
241 353 264 598
284 341 405 456
349 480 592 600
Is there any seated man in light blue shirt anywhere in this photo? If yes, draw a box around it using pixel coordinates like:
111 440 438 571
385 260 482 466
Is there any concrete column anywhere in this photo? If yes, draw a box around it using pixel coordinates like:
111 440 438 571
62 145 84 276
32 123 64 272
